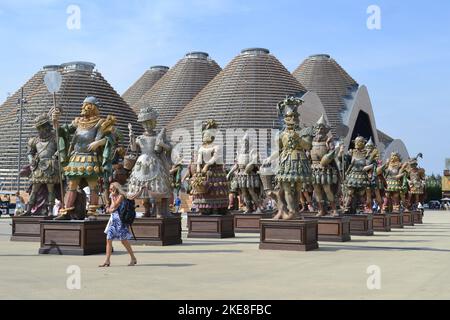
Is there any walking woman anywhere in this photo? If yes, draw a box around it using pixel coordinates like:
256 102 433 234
99 182 137 267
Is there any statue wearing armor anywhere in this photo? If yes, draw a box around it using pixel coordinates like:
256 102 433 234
340 136 372 214
190 120 229 215
227 133 264 214
23 114 60 216
406 154 425 210
264 97 313 220
381 152 408 213
52 96 116 219
364 138 384 213
127 107 172 218
310 115 339 217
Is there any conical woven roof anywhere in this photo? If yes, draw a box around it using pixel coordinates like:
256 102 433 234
122 66 169 108
0 62 140 191
292 54 359 133
133 52 221 130
167 48 306 134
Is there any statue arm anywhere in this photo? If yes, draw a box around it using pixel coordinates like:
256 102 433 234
27 137 37 164
227 164 238 180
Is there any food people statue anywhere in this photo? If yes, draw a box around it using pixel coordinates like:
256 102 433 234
364 138 384 213
310 115 339 217
340 136 372 214
22 114 60 216
406 153 426 210
190 120 229 215
264 97 313 220
127 107 173 218
381 152 408 213
227 133 264 214
51 97 116 220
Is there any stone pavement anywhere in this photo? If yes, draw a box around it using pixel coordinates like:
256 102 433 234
0 211 449 300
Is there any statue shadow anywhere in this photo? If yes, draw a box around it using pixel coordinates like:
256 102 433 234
135 249 243 254
132 263 196 268
39 241 63 255
319 244 450 253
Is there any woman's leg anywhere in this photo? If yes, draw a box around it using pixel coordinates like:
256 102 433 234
121 240 136 262
100 239 113 266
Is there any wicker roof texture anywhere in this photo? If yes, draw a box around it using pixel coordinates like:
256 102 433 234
122 66 169 108
167 48 306 135
293 54 359 134
133 52 221 131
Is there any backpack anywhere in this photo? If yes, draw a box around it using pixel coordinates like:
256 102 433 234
118 199 136 226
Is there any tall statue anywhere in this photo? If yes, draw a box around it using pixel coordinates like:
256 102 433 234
381 152 408 213
127 107 172 218
364 138 384 212
264 97 313 220
406 153 426 210
190 120 229 215
51 96 116 220
310 115 339 217
22 114 60 216
340 136 372 214
227 133 264 214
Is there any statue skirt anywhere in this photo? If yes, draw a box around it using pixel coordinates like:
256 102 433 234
63 153 103 178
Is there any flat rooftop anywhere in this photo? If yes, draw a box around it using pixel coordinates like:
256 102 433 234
0 211 449 300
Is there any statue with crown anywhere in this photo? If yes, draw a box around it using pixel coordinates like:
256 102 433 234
126 107 173 218
51 96 117 220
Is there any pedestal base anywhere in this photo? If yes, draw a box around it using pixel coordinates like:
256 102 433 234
232 211 274 233
130 217 182 246
187 214 235 239
390 213 404 228
303 216 351 242
402 211 414 226
10 216 54 242
39 220 107 255
259 219 319 251
344 214 374 236
373 214 391 232
412 211 423 224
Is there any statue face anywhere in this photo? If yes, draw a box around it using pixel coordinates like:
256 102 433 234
202 129 215 143
143 119 156 131
37 123 51 138
284 113 296 128
390 154 400 164
355 139 365 150
81 102 98 118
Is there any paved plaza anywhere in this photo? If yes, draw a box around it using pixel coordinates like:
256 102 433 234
0 211 449 300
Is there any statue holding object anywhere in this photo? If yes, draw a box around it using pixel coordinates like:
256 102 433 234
406 153 426 210
381 152 408 213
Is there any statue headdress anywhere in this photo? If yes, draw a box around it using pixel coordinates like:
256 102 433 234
34 113 51 128
137 106 159 123
201 119 218 132
277 96 303 118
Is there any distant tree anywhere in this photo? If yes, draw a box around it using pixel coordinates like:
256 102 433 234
425 174 442 202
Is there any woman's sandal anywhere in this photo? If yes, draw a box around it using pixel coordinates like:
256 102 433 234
128 259 137 266
98 262 110 268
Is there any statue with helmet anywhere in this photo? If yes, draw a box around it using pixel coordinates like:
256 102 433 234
380 152 409 213
310 115 340 217
20 113 60 216
51 96 117 220
406 153 426 211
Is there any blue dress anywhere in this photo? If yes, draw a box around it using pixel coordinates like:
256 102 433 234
105 211 133 241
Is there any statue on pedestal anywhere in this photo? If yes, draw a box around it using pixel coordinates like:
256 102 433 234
364 138 384 213
310 115 339 217
227 133 264 214
340 136 372 214
51 97 116 220
127 107 173 218
381 152 408 213
22 114 60 216
190 120 229 215
406 153 426 210
264 97 313 220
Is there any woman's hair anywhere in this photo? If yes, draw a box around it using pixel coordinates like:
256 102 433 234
110 182 127 197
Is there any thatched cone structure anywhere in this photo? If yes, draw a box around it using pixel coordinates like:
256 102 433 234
122 66 169 109
0 62 140 191
166 48 309 164
133 52 221 131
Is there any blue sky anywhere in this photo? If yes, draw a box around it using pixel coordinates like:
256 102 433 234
0 0 449 174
